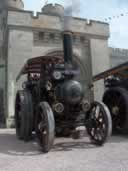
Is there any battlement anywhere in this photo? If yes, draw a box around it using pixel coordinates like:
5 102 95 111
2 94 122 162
7 9 109 39
42 4 64 17
109 47 128 58
0 0 24 10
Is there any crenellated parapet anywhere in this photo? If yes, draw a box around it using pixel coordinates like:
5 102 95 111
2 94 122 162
42 4 64 17
0 0 24 10
109 47 128 58
109 47 128 67
7 10 109 39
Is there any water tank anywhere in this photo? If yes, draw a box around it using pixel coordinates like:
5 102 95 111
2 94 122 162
0 0 24 10
42 4 64 17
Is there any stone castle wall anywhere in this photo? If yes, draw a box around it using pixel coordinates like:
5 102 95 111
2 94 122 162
7 10 109 38
0 4 126 127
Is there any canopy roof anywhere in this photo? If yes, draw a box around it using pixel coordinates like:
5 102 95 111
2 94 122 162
16 56 63 81
93 61 128 82
16 56 128 83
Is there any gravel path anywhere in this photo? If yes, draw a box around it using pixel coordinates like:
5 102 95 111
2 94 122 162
0 129 128 171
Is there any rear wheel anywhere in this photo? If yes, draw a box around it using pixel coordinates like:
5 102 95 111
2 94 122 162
36 102 55 153
103 87 128 133
15 90 33 141
86 101 112 146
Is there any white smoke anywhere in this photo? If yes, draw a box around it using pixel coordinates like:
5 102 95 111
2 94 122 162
63 0 81 31
64 0 80 16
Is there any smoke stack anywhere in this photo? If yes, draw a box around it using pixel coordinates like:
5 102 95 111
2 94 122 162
63 31 73 65
63 0 80 66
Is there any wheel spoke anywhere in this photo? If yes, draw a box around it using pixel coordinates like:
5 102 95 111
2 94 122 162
95 106 100 119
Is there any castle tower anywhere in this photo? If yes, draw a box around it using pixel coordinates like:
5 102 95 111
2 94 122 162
0 0 24 127
42 4 64 17
0 0 24 10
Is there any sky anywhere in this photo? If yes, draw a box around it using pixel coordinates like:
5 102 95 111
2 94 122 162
23 0 128 49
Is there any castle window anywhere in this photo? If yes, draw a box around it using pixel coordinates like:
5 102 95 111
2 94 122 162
38 32 44 40
73 35 77 43
80 36 85 43
49 33 55 40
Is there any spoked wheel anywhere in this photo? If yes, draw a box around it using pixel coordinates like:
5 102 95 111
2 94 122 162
36 102 55 153
86 101 112 146
15 90 33 141
103 87 128 133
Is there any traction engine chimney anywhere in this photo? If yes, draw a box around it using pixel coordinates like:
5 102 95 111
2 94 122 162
63 31 73 66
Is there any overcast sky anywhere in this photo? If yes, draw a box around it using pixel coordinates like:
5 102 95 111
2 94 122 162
23 0 128 49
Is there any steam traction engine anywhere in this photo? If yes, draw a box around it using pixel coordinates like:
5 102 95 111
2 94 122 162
93 62 128 133
15 31 112 152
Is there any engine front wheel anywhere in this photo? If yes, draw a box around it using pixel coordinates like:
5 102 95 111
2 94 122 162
35 102 55 153
86 101 112 146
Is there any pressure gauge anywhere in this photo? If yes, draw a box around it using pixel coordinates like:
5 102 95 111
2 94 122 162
53 71 62 80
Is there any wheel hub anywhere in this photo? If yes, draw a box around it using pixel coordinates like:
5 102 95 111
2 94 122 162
112 106 119 116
